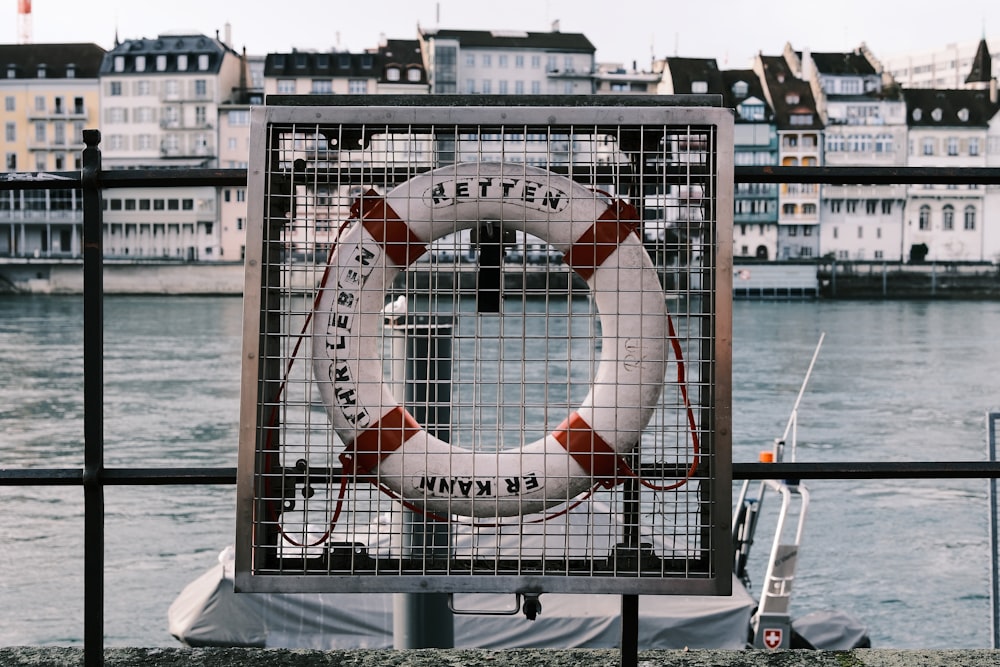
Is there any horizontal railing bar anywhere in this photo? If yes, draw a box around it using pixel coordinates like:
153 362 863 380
734 165 1000 185
6 462 1000 486
5 166 1000 192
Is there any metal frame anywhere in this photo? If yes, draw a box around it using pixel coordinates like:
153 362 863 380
2 148 1000 665
234 98 735 596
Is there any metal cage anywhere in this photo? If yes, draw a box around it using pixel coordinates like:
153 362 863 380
236 97 733 596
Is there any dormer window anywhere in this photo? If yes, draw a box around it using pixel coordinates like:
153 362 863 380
135 56 146 72
912 108 922 121
691 80 708 94
407 67 422 82
385 66 401 81
198 54 209 70
732 80 749 98
114 56 125 72
36 64 46 78
66 64 76 78
6 64 15 79
785 93 800 105
931 108 942 121
177 54 188 71
957 108 969 122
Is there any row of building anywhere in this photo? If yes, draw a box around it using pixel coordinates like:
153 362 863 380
2 25 1000 264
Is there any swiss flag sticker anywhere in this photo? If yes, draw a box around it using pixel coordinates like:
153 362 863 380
763 628 783 649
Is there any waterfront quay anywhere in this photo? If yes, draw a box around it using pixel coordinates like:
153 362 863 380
4 648 1000 667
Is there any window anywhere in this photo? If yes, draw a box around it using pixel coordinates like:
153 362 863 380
156 55 167 71
882 200 893 215
311 79 333 93
198 54 209 70
4 96 13 111
970 138 980 156
482 54 492 67
947 137 959 156
177 55 188 71
164 79 179 98
846 200 858 213
515 80 524 94
348 79 368 94
830 200 842 213
34 95 45 111
195 79 207 97
691 80 708 94
465 53 475 67
482 80 492 94
34 122 45 142
195 106 207 126
406 67 422 82
918 205 931 230
531 81 540 94
964 206 976 230
4 122 13 141
385 67 401 81
114 56 125 72
866 200 877 215
5 153 16 170
922 138 934 156
942 205 954 230
498 55 508 68
515 55 524 68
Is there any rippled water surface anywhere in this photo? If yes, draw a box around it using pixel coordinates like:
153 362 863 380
1 295 999 647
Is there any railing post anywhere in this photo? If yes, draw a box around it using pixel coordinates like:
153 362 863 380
81 129 105 667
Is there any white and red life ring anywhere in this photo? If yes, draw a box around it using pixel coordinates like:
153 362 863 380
313 162 668 518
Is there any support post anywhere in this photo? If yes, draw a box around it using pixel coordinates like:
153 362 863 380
81 129 105 667
390 313 455 649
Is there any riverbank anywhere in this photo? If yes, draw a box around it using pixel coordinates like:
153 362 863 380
3 647 1000 667
3 258 1000 299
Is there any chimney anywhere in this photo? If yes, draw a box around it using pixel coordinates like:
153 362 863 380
552 19 560 32
992 77 998 104
801 46 812 81
225 22 232 47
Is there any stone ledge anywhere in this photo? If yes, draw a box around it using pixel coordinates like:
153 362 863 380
2 648 999 667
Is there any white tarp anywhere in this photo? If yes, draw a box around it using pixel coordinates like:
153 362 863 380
168 549 755 650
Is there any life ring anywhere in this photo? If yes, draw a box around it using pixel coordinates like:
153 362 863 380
313 162 668 518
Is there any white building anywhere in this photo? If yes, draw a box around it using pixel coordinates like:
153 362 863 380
794 45 907 261
98 31 243 260
882 36 1000 89
417 27 596 96
902 88 997 262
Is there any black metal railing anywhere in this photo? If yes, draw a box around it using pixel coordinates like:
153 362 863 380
3 132 1000 666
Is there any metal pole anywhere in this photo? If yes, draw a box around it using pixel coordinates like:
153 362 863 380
988 411 999 649
81 129 104 667
391 313 455 649
620 594 639 667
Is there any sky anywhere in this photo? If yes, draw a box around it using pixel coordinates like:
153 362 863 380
13 0 1000 69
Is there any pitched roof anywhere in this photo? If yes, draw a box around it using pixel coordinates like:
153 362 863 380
902 88 1000 127
807 50 877 76
662 57 725 94
720 69 772 116
264 50 380 78
965 37 993 84
758 55 824 130
0 43 106 79
100 34 233 75
419 28 595 52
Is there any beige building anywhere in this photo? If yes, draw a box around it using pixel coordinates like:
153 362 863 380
0 43 105 257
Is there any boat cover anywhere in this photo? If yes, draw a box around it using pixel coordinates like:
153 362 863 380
168 547 756 649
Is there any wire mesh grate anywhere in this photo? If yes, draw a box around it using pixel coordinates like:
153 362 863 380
236 100 733 595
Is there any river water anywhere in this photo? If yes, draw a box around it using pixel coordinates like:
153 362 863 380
1 295 999 648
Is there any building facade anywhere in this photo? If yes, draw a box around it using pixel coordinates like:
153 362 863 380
98 32 243 260
418 28 596 95
0 43 105 258
797 45 908 261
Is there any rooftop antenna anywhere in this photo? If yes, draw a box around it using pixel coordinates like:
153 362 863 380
17 0 32 45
